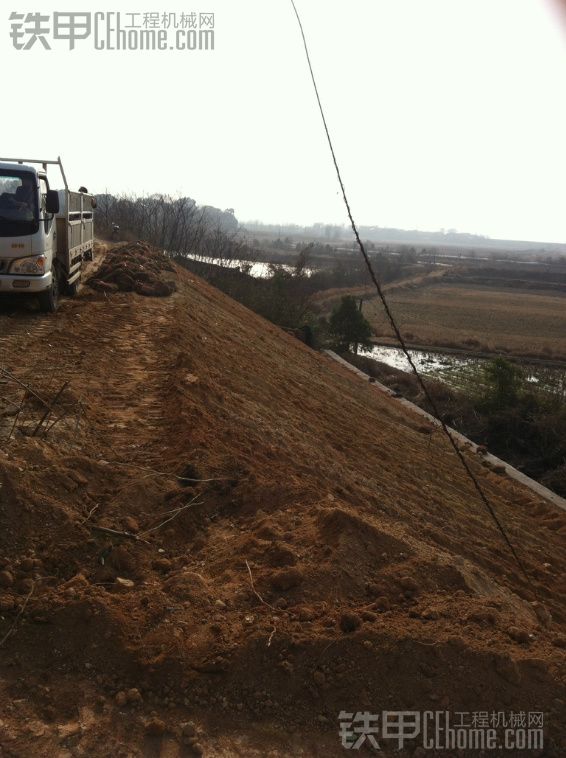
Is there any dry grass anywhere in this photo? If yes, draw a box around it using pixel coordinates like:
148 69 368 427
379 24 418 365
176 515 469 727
363 282 566 360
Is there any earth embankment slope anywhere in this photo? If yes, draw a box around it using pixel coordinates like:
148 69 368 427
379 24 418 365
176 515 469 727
0 243 564 756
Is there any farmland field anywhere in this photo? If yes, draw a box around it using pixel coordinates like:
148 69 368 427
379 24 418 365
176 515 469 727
362 282 566 361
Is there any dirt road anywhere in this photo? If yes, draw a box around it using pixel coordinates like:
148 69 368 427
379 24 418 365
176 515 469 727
310 266 450 310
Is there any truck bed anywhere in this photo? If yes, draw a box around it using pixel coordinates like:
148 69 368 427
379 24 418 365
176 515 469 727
56 190 95 283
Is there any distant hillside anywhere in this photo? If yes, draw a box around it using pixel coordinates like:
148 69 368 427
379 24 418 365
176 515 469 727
244 220 566 254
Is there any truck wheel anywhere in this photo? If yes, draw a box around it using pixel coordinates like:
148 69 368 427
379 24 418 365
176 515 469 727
38 269 60 313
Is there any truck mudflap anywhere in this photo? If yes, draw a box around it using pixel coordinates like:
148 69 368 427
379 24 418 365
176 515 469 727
67 267 82 285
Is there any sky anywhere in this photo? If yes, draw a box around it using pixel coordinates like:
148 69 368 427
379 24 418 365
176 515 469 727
1 0 565 242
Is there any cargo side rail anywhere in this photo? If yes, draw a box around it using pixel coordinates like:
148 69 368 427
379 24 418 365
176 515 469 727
0 156 68 189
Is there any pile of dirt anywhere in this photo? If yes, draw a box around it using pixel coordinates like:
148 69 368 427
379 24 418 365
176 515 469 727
87 241 176 297
0 245 565 756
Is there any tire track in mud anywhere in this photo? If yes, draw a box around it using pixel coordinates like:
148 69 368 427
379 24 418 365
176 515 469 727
0 291 177 463
75 298 176 459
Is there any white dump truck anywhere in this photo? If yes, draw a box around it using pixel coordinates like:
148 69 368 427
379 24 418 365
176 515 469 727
0 157 95 312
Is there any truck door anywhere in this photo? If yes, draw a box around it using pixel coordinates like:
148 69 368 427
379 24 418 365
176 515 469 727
39 176 55 261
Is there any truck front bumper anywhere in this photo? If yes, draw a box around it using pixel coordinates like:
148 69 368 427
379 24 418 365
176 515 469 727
0 271 52 294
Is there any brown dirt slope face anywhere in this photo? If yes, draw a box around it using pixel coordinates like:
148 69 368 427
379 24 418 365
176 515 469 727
0 243 565 757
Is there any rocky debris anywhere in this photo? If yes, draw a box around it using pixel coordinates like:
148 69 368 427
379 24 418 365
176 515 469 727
88 241 176 297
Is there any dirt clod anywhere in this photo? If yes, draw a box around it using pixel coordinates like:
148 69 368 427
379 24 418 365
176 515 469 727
0 571 14 588
339 612 362 633
88 242 176 298
269 568 303 592
145 718 166 737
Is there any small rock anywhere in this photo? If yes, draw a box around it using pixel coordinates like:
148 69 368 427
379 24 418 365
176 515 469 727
57 722 81 741
214 599 227 609
339 612 362 633
18 578 34 594
26 720 46 738
0 571 14 588
123 517 139 533
495 656 521 685
269 568 303 592
115 577 134 590
152 558 172 573
399 576 418 593
0 597 15 612
126 688 143 703
63 573 89 590
508 626 530 644
297 607 315 622
373 596 390 611
68 471 88 486
532 602 552 627
145 718 166 736
115 691 128 707
19 558 35 573
313 670 325 686
181 721 197 737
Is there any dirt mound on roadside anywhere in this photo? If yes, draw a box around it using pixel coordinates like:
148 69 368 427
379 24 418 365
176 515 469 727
88 241 176 297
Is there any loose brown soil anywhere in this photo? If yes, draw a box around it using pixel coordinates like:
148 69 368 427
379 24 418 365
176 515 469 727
0 244 565 756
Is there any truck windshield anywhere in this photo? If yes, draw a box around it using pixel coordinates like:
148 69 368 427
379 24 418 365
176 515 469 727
0 170 39 237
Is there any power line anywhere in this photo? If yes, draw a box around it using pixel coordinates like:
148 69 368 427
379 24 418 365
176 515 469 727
289 0 535 592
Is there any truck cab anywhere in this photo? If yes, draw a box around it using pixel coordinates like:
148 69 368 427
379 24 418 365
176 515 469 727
0 157 95 312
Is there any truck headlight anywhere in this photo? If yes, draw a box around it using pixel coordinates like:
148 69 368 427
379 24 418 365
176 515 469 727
10 255 47 275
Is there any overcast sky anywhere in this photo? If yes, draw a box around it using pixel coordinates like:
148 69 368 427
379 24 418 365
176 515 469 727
2 0 565 242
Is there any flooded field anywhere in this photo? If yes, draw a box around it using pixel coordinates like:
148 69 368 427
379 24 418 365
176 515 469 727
361 344 566 397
